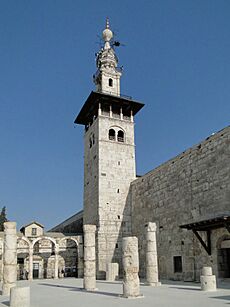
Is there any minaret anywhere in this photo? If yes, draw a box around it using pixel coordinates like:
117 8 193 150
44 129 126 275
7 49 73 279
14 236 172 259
75 20 144 279
93 18 122 96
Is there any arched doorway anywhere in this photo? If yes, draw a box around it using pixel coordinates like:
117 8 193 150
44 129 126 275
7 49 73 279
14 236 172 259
32 237 57 279
59 238 78 277
17 237 31 280
217 236 230 278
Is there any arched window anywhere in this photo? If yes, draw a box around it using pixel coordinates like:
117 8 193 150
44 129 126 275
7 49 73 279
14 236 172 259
109 129 115 141
109 78 113 87
117 130 124 142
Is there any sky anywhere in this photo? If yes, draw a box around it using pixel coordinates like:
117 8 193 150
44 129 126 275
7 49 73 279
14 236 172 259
0 0 230 230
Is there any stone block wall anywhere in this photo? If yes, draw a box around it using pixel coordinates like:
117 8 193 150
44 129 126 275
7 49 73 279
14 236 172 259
130 126 230 280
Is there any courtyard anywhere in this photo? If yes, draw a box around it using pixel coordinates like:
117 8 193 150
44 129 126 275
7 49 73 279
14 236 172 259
0 278 229 307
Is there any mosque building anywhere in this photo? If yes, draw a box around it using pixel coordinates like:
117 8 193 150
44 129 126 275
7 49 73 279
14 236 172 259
50 19 230 281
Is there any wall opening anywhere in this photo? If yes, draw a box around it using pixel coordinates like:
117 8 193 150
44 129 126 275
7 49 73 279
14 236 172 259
217 239 230 278
173 256 182 273
109 78 113 87
117 130 124 142
109 129 115 141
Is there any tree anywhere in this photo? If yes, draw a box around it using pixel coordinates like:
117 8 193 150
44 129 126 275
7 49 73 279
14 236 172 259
0 206 8 231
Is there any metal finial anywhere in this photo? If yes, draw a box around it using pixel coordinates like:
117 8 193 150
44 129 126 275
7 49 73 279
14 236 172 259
106 17 110 29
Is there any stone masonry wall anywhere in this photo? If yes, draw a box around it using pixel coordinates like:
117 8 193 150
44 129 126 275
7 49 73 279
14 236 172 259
130 126 230 281
97 115 136 278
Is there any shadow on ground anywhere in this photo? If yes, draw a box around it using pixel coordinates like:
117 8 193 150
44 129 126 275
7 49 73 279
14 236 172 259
39 283 120 298
211 296 230 301
169 287 200 291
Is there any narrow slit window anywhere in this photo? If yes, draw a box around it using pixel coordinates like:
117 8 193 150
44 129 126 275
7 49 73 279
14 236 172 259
109 78 113 87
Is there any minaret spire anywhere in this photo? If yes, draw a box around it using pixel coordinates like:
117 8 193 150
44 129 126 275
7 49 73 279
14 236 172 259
93 19 122 96
106 17 110 29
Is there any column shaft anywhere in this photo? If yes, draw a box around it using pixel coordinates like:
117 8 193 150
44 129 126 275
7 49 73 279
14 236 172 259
83 225 96 291
2 222 17 296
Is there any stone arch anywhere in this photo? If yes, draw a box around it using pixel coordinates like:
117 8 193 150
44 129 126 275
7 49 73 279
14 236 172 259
59 237 79 247
16 237 32 280
17 236 32 249
59 237 78 278
32 236 57 248
108 126 125 142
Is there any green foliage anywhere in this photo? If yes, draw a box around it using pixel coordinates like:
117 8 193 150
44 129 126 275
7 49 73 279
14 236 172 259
0 206 8 231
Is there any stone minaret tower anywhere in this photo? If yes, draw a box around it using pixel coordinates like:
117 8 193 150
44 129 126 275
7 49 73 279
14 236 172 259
75 19 144 279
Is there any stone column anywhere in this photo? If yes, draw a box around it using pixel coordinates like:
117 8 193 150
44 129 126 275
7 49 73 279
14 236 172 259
83 225 96 291
122 236 141 298
145 222 161 286
28 247 33 281
0 242 3 282
200 266 216 291
77 236 84 278
106 263 119 281
54 245 59 279
2 222 17 296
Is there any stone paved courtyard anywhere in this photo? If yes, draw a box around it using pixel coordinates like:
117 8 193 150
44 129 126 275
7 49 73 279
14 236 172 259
0 278 229 307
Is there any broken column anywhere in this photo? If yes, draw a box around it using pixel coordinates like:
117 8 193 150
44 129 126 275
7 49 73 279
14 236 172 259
122 236 141 298
200 266 216 291
145 222 161 286
106 263 119 281
2 222 17 296
83 224 96 291
10 286 30 307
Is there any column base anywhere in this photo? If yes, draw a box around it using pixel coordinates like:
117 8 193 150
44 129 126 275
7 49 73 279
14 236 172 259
145 281 161 287
120 294 144 299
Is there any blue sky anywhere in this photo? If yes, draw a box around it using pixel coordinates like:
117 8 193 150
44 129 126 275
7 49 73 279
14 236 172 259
0 0 229 229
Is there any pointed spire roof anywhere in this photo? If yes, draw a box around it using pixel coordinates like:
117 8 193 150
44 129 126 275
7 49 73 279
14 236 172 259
95 19 118 71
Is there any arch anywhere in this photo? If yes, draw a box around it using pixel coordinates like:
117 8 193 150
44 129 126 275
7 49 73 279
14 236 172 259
59 237 79 247
109 78 113 87
17 236 32 249
109 129 116 141
32 236 57 248
117 130 124 142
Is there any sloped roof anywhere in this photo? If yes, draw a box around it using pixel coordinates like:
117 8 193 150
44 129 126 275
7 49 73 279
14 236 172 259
20 221 44 232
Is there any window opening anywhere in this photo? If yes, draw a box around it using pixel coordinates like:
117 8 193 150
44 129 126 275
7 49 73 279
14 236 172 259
32 228 37 236
109 129 116 141
109 78 113 87
117 130 124 142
